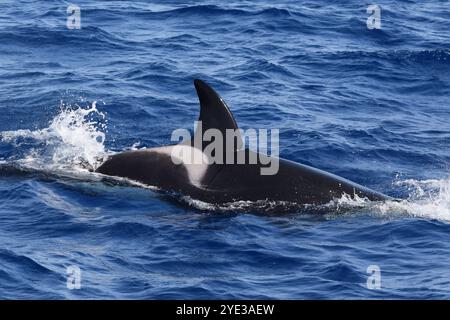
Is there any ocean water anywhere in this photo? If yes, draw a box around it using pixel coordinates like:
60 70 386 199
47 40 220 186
0 0 449 299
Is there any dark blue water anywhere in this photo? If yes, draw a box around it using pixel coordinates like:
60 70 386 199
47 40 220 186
1 0 450 299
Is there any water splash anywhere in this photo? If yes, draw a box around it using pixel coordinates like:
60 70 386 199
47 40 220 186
0 102 108 173
326 178 450 221
380 178 450 221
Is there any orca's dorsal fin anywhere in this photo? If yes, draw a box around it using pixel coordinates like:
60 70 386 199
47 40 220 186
193 79 242 150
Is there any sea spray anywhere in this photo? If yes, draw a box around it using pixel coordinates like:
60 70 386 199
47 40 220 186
378 178 450 221
0 102 108 172
326 178 450 221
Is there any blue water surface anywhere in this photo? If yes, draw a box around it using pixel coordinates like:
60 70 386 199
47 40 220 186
0 0 450 299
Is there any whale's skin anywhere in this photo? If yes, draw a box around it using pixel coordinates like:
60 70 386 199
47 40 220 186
96 147 388 204
96 80 390 205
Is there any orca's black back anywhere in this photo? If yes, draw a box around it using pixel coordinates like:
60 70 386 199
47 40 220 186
204 150 388 204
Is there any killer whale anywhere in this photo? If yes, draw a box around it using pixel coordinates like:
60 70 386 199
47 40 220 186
96 79 390 205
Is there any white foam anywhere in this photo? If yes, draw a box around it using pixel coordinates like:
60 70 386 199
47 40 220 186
0 102 109 174
329 178 450 221
49 102 107 169
379 178 450 221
